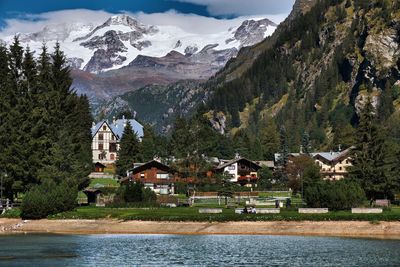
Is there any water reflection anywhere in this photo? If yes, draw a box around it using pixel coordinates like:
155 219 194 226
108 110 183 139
0 234 399 266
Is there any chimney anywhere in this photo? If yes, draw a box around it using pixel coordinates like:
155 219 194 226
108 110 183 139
299 145 303 154
92 122 96 128
113 116 116 125
235 152 240 159
338 144 342 152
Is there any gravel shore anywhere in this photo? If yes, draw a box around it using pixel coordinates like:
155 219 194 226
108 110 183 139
1 219 400 239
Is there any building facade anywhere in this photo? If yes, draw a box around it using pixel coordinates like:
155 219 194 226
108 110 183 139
312 148 353 180
274 147 353 180
215 157 262 186
91 117 144 165
122 160 179 195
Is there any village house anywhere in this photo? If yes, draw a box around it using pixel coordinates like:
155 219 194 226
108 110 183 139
312 147 353 180
274 147 353 180
121 160 179 195
91 116 144 165
215 155 262 187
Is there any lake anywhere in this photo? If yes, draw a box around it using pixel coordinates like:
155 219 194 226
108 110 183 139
0 234 399 266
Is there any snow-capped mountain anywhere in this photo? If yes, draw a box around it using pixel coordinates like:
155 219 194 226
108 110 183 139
4 14 277 74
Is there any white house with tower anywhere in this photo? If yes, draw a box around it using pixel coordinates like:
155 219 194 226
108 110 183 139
91 116 144 165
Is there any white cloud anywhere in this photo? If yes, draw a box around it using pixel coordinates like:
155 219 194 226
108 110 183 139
0 9 112 38
0 8 288 38
173 0 295 16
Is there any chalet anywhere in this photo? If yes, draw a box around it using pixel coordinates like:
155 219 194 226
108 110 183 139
312 147 353 180
91 116 144 165
274 147 353 180
121 160 179 195
215 156 262 186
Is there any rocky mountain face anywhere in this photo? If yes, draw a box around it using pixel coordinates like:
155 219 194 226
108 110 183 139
201 0 400 149
95 80 207 133
5 14 276 74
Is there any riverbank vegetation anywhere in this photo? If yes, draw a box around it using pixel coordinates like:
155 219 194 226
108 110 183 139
45 205 400 222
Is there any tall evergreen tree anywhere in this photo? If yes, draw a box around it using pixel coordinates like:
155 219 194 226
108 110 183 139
349 98 395 199
116 122 140 177
260 120 280 160
301 131 311 155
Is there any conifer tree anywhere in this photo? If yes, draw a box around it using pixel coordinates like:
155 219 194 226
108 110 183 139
140 124 157 162
301 131 311 155
116 122 140 177
349 98 394 199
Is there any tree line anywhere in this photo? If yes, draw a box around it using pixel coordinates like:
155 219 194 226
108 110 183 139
0 37 92 217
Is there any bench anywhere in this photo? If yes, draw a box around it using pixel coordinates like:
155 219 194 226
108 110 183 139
351 208 382 214
199 208 223 214
256 208 280 214
298 208 329 214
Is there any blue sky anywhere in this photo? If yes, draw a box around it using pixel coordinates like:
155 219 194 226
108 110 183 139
0 0 295 35
0 0 208 28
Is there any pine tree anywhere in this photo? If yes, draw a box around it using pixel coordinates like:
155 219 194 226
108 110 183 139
116 122 141 177
279 126 289 167
301 131 311 155
260 120 280 160
349 98 394 199
140 124 157 162
378 81 394 122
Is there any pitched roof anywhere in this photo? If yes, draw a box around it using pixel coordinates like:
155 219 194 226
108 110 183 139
274 147 354 163
129 160 174 174
215 157 262 170
91 119 144 139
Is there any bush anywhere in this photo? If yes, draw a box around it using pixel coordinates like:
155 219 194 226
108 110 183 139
20 181 78 219
304 180 365 210
114 182 157 204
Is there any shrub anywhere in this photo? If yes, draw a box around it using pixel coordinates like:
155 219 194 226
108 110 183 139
20 181 78 219
304 180 365 210
114 182 157 204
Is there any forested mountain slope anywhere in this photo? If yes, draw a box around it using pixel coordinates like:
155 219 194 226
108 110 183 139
203 0 400 154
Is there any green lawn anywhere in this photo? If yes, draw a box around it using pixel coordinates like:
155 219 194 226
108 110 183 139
89 178 119 187
48 205 400 222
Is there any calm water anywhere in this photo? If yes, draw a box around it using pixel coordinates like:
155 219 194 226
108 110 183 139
0 234 399 266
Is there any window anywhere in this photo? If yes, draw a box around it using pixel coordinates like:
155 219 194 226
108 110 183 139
98 134 104 140
110 154 115 160
109 143 117 152
98 144 103 150
103 125 107 131
346 160 349 164
228 165 235 170
339 167 342 170
141 173 145 178
111 135 115 140
157 173 169 179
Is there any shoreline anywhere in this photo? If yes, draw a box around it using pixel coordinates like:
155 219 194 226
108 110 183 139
1 219 400 239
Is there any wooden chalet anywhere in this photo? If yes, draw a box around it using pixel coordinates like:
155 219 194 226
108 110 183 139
215 157 262 186
121 160 180 195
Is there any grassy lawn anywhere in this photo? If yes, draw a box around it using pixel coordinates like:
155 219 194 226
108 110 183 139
47 205 400 222
89 178 119 187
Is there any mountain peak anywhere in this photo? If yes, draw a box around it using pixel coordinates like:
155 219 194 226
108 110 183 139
108 14 141 28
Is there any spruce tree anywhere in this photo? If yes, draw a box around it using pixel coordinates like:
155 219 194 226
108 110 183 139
116 122 140 177
140 124 157 162
260 120 280 160
301 131 311 155
349 98 394 199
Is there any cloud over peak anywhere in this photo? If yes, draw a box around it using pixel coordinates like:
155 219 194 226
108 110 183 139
173 0 295 16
